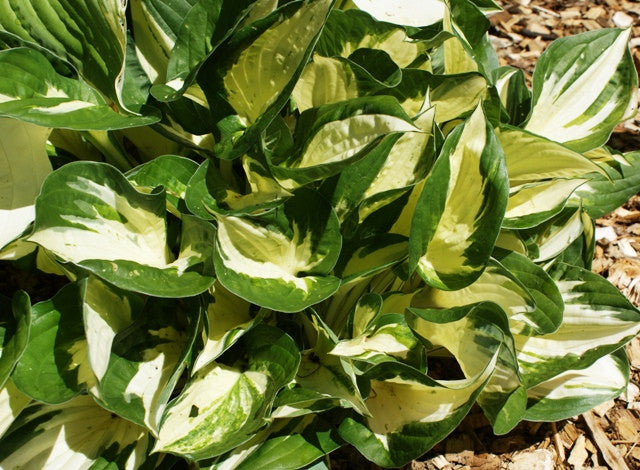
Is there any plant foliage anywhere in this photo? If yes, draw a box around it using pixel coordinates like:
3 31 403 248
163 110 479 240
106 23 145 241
1 0 639 468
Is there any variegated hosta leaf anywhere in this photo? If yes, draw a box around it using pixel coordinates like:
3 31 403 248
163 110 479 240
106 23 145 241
0 292 31 388
11 283 94 404
352 0 445 27
203 415 342 470
515 265 640 389
0 118 51 251
128 0 194 84
0 395 153 469
222 0 332 125
330 107 437 222
272 96 419 185
429 73 488 124
411 259 537 335
28 162 215 297
504 179 588 229
409 303 525 434
293 54 359 112
347 293 383 338
0 0 128 105
214 189 341 313
199 0 333 161
525 28 637 152
335 235 408 286
442 18 478 75
0 380 30 439
576 150 640 219
525 350 629 421
272 386 339 419
492 67 531 126
155 325 300 460
409 105 509 290
81 276 143 384
83 276 200 433
497 127 604 185
163 0 256 95
192 282 257 374
187 157 291 218
492 249 563 336
0 0 145 113
338 357 496 467
293 313 369 415
495 229 527 255
524 206 585 262
0 48 159 130
127 154 199 214
330 313 419 363
316 9 427 68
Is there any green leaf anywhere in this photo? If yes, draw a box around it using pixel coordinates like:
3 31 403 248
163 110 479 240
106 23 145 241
233 416 341 470
409 105 509 290
0 48 159 130
336 235 409 285
428 72 488 124
188 157 291 218
128 0 195 86
515 265 640 388
81 276 143 384
11 283 93 404
155 325 300 460
214 189 341 313
524 206 585 262
492 67 531 126
221 0 333 125
330 313 419 363
28 161 215 297
203 415 341 470
199 0 334 160
0 117 51 250
525 350 629 421
0 292 31 388
525 28 638 152
0 395 153 469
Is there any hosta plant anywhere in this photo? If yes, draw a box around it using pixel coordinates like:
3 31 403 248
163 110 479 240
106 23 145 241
1 0 640 468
